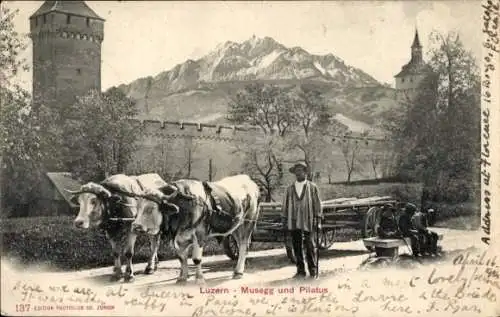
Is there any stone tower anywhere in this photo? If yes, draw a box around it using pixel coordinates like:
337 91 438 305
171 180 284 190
394 29 428 100
29 1 104 110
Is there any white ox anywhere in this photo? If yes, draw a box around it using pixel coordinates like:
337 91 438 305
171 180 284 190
131 174 260 283
68 174 163 282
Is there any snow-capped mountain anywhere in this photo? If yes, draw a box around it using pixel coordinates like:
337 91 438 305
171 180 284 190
119 36 380 96
117 36 396 127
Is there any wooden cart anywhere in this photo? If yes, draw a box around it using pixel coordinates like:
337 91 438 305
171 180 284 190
221 196 403 262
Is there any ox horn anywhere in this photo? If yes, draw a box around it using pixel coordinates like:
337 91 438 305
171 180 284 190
159 184 196 201
118 201 137 207
163 190 178 201
159 184 179 201
64 189 83 195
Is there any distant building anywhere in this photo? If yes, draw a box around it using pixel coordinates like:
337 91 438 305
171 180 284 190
28 173 81 217
394 29 429 100
29 1 104 110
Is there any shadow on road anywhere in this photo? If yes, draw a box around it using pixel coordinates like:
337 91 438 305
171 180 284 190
202 248 368 274
79 245 479 289
80 248 369 287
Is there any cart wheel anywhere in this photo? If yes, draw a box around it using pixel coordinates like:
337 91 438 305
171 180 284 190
223 234 239 261
362 207 382 251
285 234 296 264
318 228 335 250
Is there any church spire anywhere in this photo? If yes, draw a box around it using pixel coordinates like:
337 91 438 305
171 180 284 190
410 28 423 64
412 29 422 48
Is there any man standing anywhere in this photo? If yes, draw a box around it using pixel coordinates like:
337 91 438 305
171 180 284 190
281 161 322 279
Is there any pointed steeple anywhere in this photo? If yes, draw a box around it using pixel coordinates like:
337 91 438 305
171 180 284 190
410 28 423 64
411 29 422 48
394 28 426 79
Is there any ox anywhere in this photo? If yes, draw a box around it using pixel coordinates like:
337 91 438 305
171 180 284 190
132 174 260 283
68 174 163 282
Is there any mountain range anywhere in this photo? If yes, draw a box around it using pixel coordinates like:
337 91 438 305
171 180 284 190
117 36 398 133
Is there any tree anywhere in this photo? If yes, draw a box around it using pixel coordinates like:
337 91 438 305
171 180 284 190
368 143 385 179
0 7 28 89
182 136 200 179
228 83 291 199
0 7 61 216
227 83 293 136
228 83 332 185
130 138 189 181
285 85 332 179
289 85 331 137
427 31 480 201
236 135 284 202
0 87 57 215
62 88 139 181
337 136 362 183
386 31 480 202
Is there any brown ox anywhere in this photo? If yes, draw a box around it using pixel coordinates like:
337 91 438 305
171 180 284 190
132 174 260 284
68 174 163 282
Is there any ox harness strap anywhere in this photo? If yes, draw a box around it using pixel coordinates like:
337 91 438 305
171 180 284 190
202 181 231 232
201 181 247 238
98 183 137 223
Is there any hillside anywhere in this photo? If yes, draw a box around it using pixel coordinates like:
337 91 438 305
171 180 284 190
116 36 399 131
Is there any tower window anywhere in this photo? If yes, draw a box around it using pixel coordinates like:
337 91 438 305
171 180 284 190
66 14 71 24
86 18 90 27
43 14 47 24
401 78 405 83
76 68 81 75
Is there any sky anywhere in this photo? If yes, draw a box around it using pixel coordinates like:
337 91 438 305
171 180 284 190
5 1 482 91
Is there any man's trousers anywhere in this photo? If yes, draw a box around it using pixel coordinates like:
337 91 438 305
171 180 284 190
290 229 318 277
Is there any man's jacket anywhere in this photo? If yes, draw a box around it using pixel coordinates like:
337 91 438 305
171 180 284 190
281 180 322 232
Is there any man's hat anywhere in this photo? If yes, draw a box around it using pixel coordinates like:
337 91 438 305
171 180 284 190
289 161 308 173
404 203 417 214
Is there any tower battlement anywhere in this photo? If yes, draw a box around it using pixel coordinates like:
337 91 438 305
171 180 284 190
30 12 104 41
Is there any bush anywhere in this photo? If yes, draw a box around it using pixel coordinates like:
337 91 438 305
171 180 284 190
1 216 221 270
0 216 280 271
425 201 480 221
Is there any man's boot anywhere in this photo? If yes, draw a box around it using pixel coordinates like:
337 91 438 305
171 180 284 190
293 272 306 279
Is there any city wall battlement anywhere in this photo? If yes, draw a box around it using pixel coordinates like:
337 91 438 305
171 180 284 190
126 118 265 142
127 118 386 143
126 118 261 179
125 118 387 181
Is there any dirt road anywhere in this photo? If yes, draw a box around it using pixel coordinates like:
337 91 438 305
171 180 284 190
3 228 498 317
51 227 483 286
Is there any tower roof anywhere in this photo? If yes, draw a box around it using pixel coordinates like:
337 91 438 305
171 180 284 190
394 29 426 78
394 62 429 78
411 29 422 48
30 1 104 21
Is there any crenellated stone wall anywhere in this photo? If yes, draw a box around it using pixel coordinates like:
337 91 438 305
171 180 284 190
125 119 259 181
125 119 390 184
